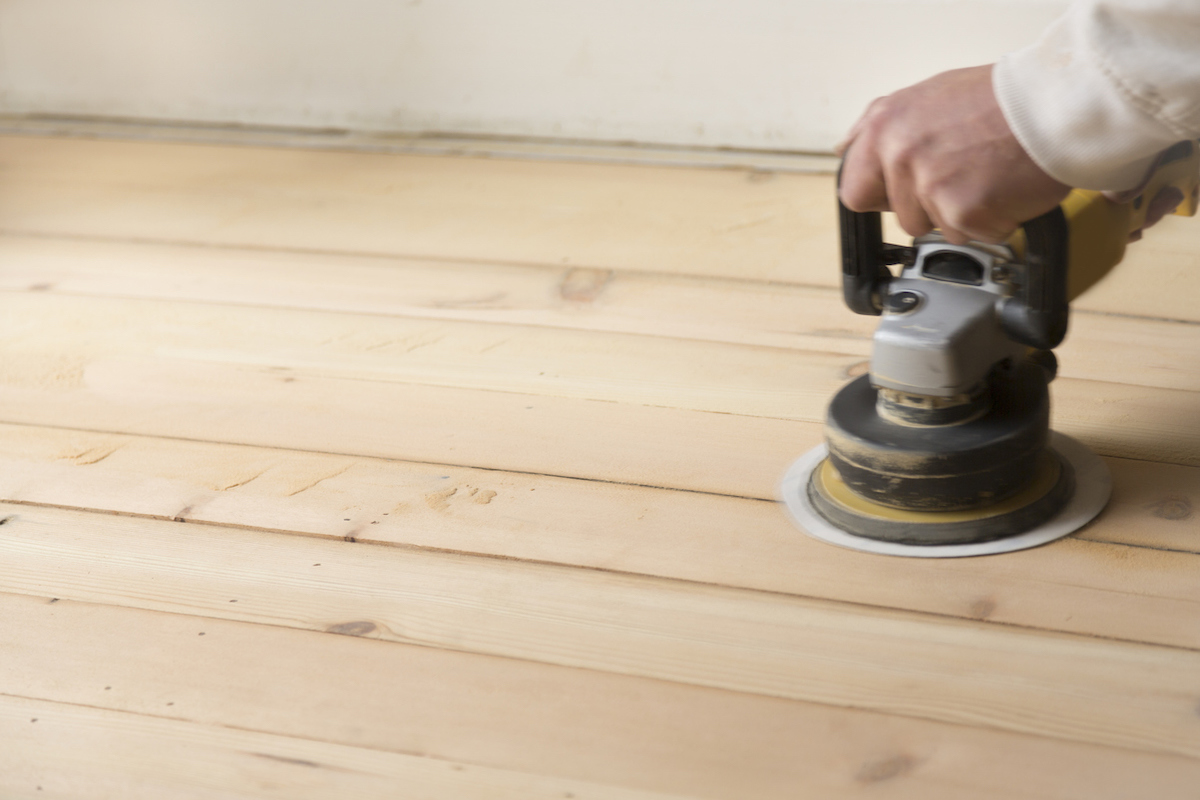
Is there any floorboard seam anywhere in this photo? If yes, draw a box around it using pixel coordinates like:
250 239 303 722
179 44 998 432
4 499 1199 654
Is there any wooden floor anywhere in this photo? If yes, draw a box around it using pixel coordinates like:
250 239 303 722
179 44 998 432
1 131 1199 799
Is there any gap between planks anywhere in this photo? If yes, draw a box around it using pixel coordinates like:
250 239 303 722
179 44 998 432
0 233 1197 399
0 352 1196 494
0 291 1195 472
9 595 1200 800
0 132 1195 796
0 420 1195 653
2 694 679 800
2 481 1198 656
6 227 1199 331
1 134 1199 322
6 580 1200 783
4 227 1198 332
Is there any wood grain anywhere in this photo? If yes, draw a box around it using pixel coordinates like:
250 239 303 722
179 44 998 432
2 135 1198 322
3 504 1200 759
0 292 1195 486
2 696 679 800
0 233 1196 394
4 594 1199 800
0 135 836 284
1 132 1197 795
0 425 1194 649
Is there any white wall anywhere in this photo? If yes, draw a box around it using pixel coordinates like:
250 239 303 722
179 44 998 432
0 0 1070 152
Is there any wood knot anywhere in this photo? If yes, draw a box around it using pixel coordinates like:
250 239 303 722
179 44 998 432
856 754 917 784
1146 498 1193 521
559 268 613 304
326 621 377 637
843 360 870 379
968 597 997 620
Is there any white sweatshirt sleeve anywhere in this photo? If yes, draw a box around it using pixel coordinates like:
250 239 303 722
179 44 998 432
993 0 1200 191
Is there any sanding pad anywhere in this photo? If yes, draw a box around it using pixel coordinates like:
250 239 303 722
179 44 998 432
780 432 1111 558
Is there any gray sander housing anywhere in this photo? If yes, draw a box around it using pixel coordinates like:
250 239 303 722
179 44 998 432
870 237 1027 399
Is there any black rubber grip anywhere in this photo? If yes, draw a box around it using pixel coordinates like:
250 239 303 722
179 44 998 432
837 157 891 315
838 198 890 315
1000 207 1070 350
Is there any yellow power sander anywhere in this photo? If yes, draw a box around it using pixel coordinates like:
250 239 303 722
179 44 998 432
782 141 1200 557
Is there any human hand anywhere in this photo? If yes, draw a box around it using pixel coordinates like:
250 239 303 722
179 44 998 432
1102 148 1188 242
837 64 1071 245
1120 186 1183 242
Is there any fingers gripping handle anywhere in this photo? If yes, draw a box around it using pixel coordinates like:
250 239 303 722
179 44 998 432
837 157 897 316
837 197 891 315
836 158 1070 349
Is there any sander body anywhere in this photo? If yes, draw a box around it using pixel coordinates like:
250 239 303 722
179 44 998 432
782 141 1200 557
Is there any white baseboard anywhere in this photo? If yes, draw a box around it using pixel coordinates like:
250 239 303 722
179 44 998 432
0 114 840 173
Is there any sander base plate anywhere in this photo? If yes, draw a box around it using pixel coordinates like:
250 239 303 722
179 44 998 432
780 432 1111 558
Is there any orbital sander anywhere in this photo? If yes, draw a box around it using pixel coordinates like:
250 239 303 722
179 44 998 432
783 141 1200 557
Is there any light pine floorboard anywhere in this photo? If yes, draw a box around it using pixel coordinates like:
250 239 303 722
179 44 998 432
2 697 685 800
0 134 1196 322
0 133 1198 797
5 595 1200 800
0 233 1196 394
0 427 1195 649
3 504 1200 760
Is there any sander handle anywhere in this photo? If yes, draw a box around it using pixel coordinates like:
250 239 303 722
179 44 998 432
836 157 912 315
835 166 1069 349
836 140 1200 348
1000 207 1070 350
837 195 891 315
